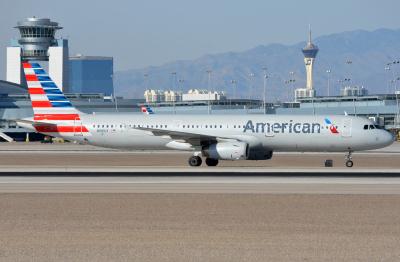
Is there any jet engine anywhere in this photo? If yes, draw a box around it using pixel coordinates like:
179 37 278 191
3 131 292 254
202 141 249 160
247 148 273 160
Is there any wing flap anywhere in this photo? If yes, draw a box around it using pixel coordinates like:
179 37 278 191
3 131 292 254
135 126 224 147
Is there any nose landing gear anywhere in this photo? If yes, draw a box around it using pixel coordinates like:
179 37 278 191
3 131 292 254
345 150 353 168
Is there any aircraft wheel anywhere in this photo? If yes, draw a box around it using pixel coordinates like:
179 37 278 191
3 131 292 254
345 160 354 168
188 156 202 167
205 158 219 166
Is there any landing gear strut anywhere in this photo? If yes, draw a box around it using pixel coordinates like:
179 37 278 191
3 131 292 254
345 150 354 168
188 155 202 167
205 158 219 166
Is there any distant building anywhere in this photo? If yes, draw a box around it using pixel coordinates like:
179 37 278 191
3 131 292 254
182 89 226 101
144 89 165 103
295 88 316 101
164 90 182 102
69 55 113 95
340 86 368 97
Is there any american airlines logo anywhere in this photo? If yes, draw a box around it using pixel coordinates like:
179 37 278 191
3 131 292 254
243 120 322 134
324 118 339 134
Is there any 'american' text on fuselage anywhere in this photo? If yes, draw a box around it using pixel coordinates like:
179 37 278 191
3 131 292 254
243 120 321 134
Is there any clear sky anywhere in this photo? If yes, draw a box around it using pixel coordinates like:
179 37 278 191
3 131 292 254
1 0 400 77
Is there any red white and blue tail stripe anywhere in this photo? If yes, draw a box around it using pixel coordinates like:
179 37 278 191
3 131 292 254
141 105 154 115
22 62 90 136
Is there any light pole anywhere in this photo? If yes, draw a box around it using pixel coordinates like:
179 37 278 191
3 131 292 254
288 71 296 101
248 73 254 100
262 67 267 115
326 69 331 96
345 60 353 87
206 70 212 114
385 66 391 94
231 79 237 108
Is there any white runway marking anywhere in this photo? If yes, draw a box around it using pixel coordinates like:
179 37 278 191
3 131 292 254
1 175 400 194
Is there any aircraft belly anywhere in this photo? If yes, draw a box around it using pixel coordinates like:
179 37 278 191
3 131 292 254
87 132 170 150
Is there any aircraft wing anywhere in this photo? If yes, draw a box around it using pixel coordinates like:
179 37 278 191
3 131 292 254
134 126 233 147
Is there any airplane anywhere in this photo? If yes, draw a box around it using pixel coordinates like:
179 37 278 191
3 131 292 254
17 61 394 167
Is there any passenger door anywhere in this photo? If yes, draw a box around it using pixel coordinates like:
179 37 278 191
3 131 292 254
341 118 352 137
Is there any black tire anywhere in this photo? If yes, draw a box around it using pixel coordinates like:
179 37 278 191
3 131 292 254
188 156 202 167
205 158 219 166
345 160 354 168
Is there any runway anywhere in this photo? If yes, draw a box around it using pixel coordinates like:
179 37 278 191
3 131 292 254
1 174 400 194
0 142 399 172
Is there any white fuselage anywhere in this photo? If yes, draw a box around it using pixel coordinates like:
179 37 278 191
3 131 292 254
51 114 394 153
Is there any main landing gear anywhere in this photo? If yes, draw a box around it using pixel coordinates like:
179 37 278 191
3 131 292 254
345 150 354 168
205 158 219 166
188 155 202 167
188 155 219 167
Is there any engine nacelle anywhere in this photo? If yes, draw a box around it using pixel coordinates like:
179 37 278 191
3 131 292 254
202 141 248 160
247 149 273 160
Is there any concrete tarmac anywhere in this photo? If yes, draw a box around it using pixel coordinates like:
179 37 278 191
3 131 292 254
1 142 400 261
0 141 399 171
1 193 400 261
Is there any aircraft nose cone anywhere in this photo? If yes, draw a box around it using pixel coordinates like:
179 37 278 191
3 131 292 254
382 131 395 147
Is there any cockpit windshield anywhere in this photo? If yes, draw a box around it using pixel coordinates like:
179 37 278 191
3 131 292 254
364 124 382 130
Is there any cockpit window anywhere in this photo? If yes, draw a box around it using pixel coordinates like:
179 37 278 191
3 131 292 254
369 125 375 129
374 125 381 129
363 125 368 130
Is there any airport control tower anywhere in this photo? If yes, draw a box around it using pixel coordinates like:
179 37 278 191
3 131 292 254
6 17 69 90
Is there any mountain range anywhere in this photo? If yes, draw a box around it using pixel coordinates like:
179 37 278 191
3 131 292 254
114 28 400 100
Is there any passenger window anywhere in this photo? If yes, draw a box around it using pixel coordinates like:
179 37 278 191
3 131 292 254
234 125 236 128
192 125 194 128
363 125 368 130
183 125 185 128
205 125 208 128
214 125 217 128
